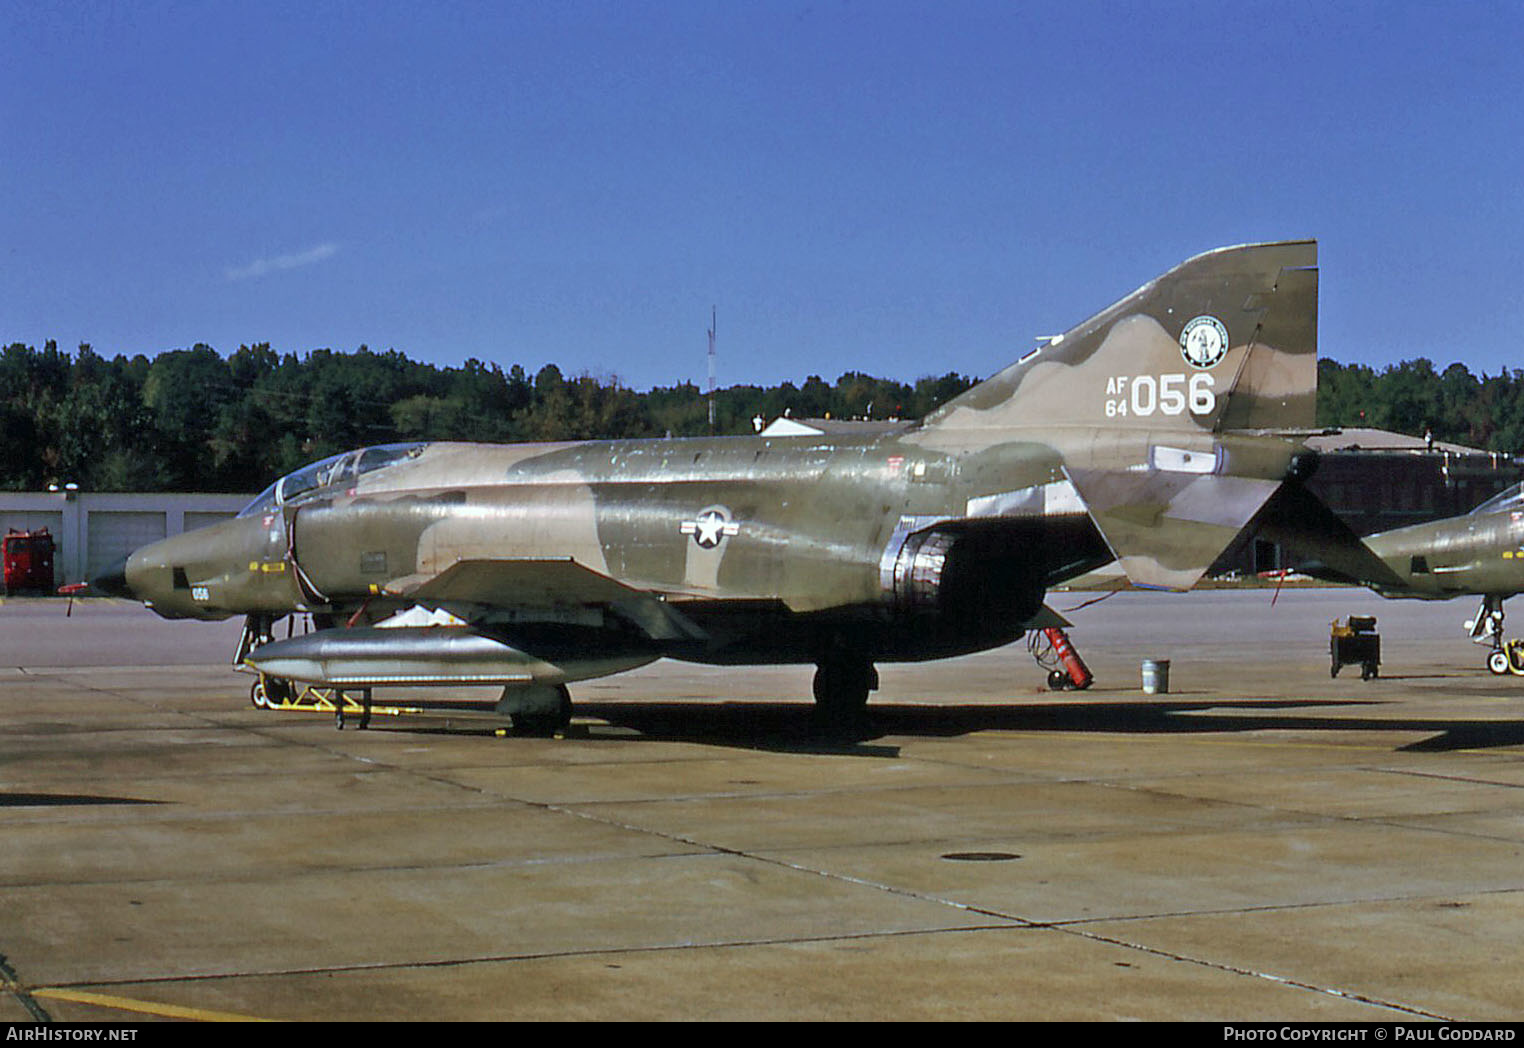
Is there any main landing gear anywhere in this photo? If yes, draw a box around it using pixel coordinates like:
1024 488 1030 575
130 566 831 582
498 683 574 736
812 651 878 728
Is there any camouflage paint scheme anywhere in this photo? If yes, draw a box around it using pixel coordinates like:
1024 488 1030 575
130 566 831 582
1281 481 1524 674
1358 487 1524 601
100 240 1319 714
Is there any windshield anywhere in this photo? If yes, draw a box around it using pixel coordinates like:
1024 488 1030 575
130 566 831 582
1471 482 1524 516
239 480 279 519
237 442 426 517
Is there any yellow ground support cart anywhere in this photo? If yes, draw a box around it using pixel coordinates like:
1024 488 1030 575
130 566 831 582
1330 616 1381 680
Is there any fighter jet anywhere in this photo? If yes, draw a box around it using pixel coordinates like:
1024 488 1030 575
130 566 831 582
1305 482 1524 674
94 240 1320 729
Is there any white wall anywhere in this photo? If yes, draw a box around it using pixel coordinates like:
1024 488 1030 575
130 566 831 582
1 492 253 586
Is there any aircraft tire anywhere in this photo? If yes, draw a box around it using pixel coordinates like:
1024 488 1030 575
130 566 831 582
1489 649 1510 676
250 676 292 709
812 657 874 715
511 685 573 736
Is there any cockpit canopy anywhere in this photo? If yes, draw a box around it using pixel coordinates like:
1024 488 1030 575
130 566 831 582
238 443 426 518
1471 482 1524 517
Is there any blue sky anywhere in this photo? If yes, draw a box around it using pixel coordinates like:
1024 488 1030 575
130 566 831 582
5 1 1521 391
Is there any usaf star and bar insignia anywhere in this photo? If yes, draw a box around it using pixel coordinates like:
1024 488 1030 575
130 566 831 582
680 506 740 549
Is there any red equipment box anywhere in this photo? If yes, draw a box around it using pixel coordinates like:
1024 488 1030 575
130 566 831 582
3 528 56 595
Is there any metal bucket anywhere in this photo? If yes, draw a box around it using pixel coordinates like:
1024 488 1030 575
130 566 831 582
1141 658 1170 695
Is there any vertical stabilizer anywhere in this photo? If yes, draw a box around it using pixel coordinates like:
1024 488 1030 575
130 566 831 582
922 241 1318 591
922 240 1317 436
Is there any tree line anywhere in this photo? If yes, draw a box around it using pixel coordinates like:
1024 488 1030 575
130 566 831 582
0 341 976 492
1316 358 1524 451
4 342 1518 493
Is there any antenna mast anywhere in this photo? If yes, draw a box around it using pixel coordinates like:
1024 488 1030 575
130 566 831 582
707 306 716 434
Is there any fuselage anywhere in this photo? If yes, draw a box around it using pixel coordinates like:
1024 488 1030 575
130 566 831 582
1364 494 1524 601
107 422 1300 667
108 430 1118 665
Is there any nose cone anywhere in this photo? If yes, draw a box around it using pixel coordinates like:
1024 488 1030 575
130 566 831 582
91 555 134 599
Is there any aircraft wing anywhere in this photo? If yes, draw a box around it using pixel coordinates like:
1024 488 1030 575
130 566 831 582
384 556 708 642
389 556 641 605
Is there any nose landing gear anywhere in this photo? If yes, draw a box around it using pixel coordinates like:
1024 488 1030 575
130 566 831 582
1488 640 1524 676
1468 596 1518 675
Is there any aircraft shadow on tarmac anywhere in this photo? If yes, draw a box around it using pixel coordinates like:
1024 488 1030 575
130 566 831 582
320 695 1524 757
0 792 166 808
563 697 1524 756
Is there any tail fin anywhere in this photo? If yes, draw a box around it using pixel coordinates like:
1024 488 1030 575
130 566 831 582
923 239 1317 435
922 241 1318 591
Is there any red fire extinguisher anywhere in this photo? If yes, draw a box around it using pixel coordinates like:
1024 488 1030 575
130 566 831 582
1042 626 1093 691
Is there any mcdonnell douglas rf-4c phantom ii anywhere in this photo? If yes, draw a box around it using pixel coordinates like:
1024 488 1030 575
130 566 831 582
1299 481 1524 676
94 240 1320 732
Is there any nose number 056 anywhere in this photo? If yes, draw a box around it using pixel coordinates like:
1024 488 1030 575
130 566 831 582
1104 373 1216 419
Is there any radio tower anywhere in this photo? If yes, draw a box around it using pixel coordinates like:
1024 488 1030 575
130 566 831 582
707 306 717 434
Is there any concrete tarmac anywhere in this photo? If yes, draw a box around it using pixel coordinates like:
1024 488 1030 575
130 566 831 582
2 588 1523 1021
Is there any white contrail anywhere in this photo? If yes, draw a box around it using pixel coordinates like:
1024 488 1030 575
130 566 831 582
225 242 339 281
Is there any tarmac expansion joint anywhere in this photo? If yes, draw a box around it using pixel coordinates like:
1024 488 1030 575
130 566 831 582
0 951 53 1022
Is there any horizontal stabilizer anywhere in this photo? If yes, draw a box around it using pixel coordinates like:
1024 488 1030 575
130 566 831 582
1067 467 1282 591
1253 482 1408 590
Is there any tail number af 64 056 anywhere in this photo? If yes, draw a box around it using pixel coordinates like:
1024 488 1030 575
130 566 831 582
1104 373 1216 418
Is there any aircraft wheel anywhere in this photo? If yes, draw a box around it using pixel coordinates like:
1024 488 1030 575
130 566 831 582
1047 669 1070 691
250 676 292 709
812 656 875 716
511 685 573 736
1488 649 1510 676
